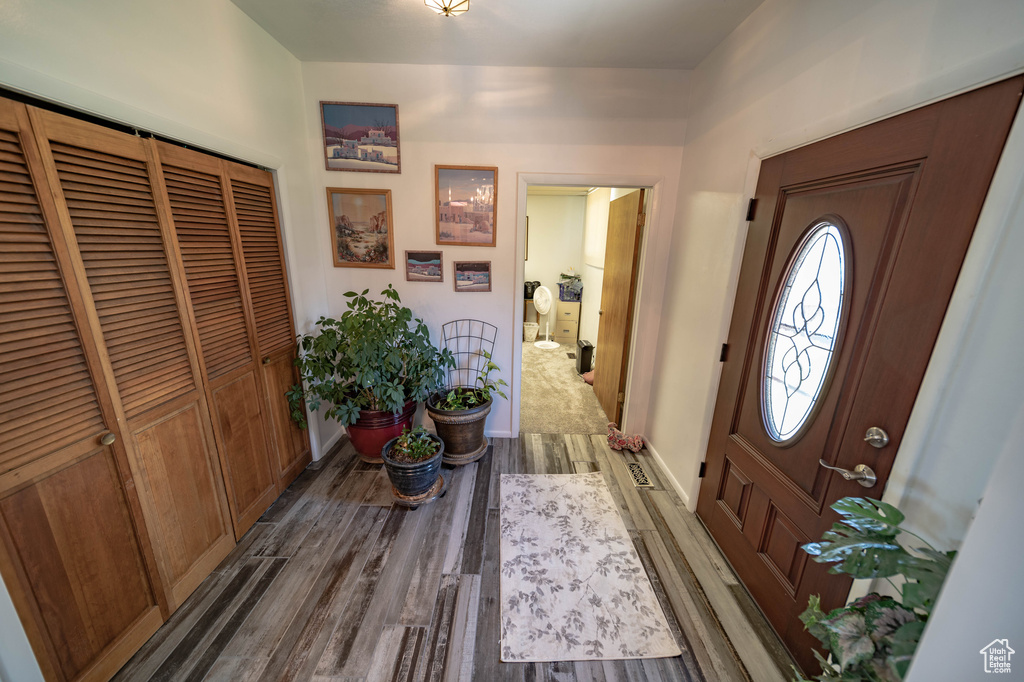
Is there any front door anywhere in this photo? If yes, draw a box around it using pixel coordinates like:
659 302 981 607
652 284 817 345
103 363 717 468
595 189 645 425
696 77 1022 671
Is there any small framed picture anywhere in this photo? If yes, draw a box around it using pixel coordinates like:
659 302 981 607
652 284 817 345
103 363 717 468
435 165 497 246
405 250 444 282
454 261 492 292
320 101 401 173
326 188 395 269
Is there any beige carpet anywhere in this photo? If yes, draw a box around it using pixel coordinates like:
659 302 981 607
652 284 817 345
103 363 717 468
520 342 609 434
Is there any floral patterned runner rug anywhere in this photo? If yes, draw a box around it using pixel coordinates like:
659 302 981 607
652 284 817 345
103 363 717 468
499 472 682 662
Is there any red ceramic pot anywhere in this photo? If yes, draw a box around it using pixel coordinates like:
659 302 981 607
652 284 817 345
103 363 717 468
347 399 417 463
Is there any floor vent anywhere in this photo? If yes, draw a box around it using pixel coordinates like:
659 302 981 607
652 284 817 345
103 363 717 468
626 462 654 488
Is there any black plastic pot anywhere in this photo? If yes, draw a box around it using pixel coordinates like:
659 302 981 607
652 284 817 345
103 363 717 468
381 434 445 498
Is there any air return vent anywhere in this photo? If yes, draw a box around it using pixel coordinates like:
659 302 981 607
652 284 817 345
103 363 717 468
626 462 654 488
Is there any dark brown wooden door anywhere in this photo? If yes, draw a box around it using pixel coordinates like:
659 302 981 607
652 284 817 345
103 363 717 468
696 77 1023 672
595 189 645 425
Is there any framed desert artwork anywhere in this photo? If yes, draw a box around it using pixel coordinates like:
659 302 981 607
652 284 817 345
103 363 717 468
453 261 492 292
327 188 395 269
405 250 444 282
435 165 497 246
320 102 401 173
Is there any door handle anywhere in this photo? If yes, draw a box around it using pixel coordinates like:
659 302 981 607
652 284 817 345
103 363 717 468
818 459 877 488
100 432 116 446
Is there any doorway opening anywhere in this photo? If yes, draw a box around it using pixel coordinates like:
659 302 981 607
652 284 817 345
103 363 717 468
519 185 648 436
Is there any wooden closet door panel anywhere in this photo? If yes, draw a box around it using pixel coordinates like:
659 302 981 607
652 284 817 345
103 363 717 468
29 109 233 610
224 163 310 489
263 348 312 483
0 100 162 682
155 143 278 539
0 450 163 682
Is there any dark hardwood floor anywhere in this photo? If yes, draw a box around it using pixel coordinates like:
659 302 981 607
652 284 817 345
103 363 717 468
113 434 794 682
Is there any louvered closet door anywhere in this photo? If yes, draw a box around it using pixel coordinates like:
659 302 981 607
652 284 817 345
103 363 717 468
154 142 278 538
224 163 310 491
0 100 163 682
29 109 235 612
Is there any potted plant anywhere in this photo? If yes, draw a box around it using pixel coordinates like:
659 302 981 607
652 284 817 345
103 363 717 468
794 497 956 681
288 285 453 462
425 351 507 465
381 426 445 504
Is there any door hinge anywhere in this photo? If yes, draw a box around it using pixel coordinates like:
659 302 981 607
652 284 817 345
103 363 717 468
637 212 646 229
720 343 728 362
617 391 625 404
699 462 707 478
746 198 757 221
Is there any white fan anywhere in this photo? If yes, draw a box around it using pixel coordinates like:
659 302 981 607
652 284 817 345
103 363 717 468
532 285 560 349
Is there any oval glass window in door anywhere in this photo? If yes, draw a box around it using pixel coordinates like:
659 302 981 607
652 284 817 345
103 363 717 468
762 219 849 444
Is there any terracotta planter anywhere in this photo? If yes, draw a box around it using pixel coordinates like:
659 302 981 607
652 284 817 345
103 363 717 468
426 391 491 465
347 399 417 463
381 434 444 500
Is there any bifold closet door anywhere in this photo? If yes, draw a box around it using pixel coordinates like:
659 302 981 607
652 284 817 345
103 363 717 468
224 163 310 490
0 100 163 682
154 142 278 537
28 109 235 611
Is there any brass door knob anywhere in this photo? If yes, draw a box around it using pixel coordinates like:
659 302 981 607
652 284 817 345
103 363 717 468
100 432 116 446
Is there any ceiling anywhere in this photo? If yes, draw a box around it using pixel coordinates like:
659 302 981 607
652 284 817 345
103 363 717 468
230 0 763 70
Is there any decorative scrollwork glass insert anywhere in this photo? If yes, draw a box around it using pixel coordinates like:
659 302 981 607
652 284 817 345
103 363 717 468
762 221 847 443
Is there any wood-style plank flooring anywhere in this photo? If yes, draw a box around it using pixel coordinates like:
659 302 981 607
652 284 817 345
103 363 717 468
114 434 795 682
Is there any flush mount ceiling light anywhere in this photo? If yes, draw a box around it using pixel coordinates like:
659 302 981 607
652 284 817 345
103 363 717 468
424 0 469 16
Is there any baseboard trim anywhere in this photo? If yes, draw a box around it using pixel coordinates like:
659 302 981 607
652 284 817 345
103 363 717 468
318 427 346 460
643 439 690 508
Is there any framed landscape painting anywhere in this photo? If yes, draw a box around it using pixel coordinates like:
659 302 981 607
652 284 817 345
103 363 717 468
405 251 443 282
320 102 401 173
435 165 497 246
453 261 491 292
327 188 395 269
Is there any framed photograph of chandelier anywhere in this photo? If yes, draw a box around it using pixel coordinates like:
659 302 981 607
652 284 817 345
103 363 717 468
435 165 497 247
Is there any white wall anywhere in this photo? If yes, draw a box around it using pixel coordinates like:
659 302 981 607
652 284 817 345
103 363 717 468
0 1 321 678
301 62 688 438
580 188 611 346
525 195 586 334
648 0 1024 545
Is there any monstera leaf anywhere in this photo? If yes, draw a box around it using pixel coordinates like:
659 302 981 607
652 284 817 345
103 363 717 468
802 498 907 579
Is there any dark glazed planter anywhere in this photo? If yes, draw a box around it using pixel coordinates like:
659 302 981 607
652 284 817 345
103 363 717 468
347 399 417 463
381 434 445 500
426 391 491 466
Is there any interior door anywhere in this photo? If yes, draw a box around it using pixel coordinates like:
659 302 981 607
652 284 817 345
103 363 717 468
695 77 1022 672
0 99 164 682
594 189 645 425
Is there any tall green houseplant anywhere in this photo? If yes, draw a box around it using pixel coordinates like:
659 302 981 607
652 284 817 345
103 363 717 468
795 497 957 682
287 285 452 428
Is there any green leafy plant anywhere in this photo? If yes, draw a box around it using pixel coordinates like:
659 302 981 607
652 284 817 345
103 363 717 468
433 351 507 411
387 426 441 463
794 497 956 682
287 285 454 428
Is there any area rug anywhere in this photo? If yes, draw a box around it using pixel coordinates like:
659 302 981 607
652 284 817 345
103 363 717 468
499 473 681 662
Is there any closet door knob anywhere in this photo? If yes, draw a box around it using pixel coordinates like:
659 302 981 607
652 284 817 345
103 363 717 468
100 432 116 446
262 356 271 365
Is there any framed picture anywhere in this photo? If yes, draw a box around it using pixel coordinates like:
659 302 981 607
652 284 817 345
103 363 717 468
435 165 497 246
454 261 492 292
327 188 395 269
320 101 401 173
405 250 444 282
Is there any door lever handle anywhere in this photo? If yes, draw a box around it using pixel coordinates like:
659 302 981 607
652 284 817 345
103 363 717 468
818 459 877 488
